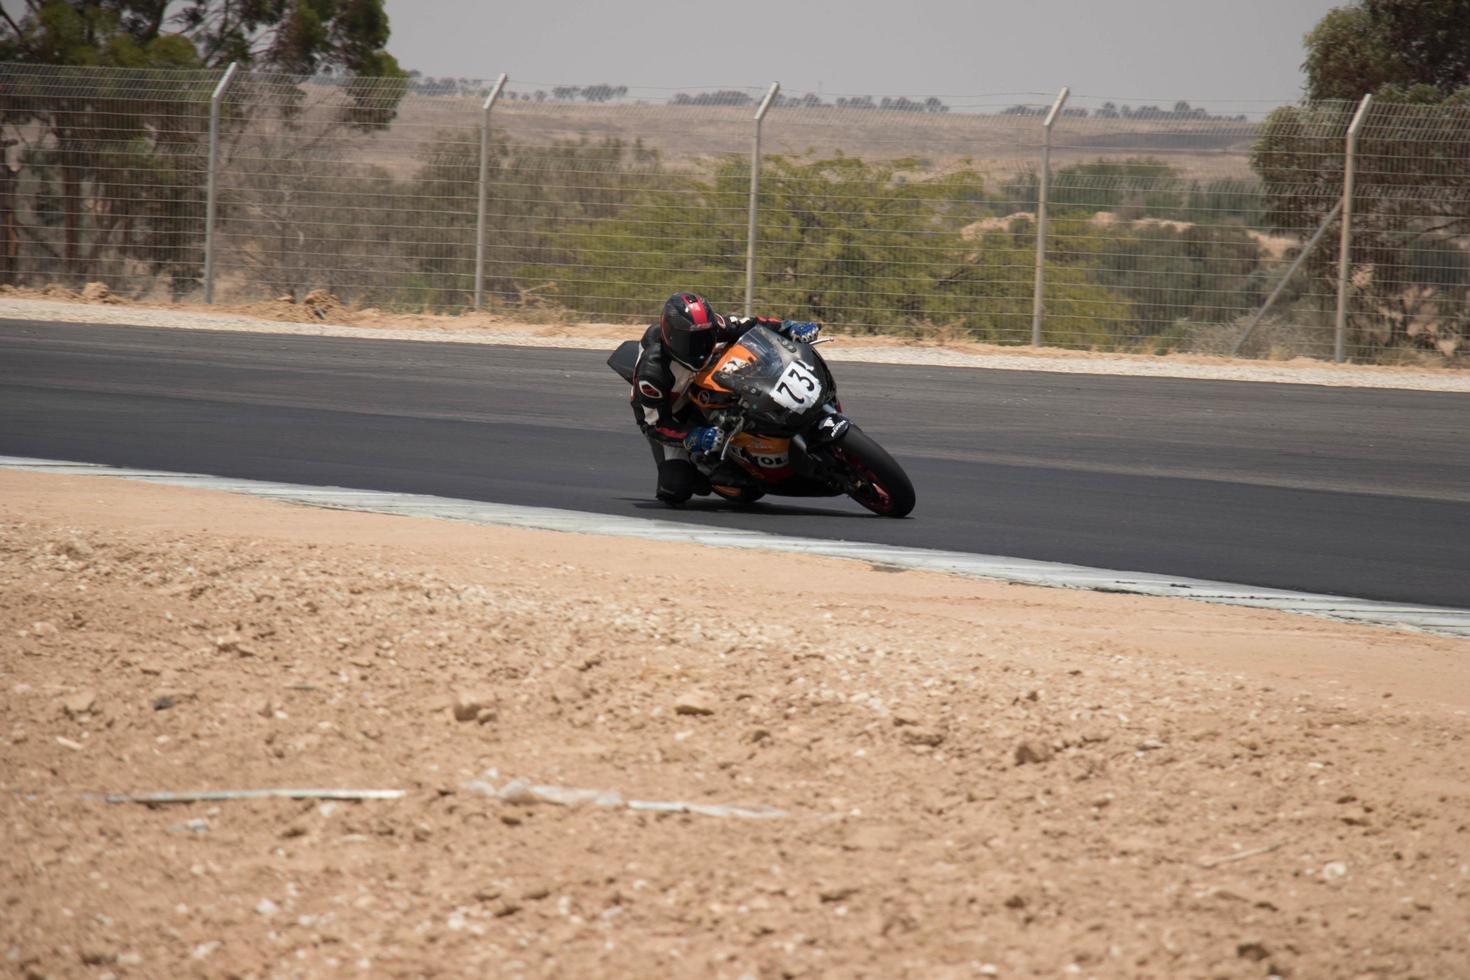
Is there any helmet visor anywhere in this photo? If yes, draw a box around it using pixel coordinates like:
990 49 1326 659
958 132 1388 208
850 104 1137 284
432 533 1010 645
666 324 716 368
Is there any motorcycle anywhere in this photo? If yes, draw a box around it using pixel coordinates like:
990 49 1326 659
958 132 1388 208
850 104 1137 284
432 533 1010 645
609 325 916 518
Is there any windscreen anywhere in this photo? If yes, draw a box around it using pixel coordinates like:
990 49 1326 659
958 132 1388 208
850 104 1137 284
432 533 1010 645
718 327 830 427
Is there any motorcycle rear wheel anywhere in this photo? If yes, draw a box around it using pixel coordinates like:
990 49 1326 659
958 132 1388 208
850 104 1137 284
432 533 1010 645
828 428 915 518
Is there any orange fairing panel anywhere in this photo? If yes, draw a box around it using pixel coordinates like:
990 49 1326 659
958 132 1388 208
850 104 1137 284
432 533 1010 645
697 344 755 395
730 433 794 480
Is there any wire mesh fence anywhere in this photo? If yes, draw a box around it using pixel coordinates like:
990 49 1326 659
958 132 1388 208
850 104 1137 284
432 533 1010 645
213 71 478 307
1343 101 1470 359
0 64 220 299
2 63 1468 364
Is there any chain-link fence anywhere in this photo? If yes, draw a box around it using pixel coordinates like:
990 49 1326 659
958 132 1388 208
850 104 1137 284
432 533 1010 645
3 63 1468 363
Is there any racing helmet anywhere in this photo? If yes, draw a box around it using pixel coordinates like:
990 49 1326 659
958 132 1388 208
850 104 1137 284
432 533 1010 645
659 292 724 369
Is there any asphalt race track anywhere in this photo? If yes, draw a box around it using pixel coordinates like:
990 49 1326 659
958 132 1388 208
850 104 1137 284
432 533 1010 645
3 319 1468 609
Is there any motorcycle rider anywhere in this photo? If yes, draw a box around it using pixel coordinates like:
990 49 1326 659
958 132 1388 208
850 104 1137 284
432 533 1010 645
631 291 820 505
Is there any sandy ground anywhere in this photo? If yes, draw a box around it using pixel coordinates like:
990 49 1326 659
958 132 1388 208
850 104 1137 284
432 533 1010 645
4 471 1470 979
3 286 1468 393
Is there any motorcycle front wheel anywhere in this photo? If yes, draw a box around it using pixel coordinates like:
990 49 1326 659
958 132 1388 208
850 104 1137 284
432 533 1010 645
827 428 916 518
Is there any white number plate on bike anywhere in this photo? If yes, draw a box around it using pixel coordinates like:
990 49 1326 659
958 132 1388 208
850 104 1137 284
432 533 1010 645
771 361 823 411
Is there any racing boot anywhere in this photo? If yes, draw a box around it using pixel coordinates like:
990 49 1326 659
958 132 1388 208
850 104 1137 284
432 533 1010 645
656 458 710 506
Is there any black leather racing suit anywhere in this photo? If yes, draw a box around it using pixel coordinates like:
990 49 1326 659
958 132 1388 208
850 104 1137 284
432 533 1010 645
628 315 786 461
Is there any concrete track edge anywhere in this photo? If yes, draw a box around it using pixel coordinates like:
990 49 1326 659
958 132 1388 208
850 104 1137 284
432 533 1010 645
5 455 1468 639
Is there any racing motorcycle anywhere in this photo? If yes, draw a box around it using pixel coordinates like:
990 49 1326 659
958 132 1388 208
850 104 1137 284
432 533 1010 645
609 325 916 517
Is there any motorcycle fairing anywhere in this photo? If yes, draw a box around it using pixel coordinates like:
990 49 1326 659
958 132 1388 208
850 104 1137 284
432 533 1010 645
727 432 795 481
695 326 834 430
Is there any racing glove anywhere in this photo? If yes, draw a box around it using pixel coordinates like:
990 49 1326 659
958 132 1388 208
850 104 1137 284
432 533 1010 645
683 426 723 454
781 320 821 344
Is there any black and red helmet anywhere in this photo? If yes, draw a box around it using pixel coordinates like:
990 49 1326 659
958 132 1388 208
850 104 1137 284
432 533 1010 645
659 292 724 369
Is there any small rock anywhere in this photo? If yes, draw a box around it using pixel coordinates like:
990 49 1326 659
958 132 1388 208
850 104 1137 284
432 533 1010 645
190 941 221 960
818 885 859 903
79 946 113 966
63 690 98 719
1236 941 1270 962
168 818 210 835
81 282 115 303
1138 738 1167 751
245 695 276 719
255 898 279 918
213 634 252 656
453 692 493 723
548 670 588 705
1322 861 1348 881
152 695 176 711
673 691 715 716
30 621 57 637
1003 894 1026 909
901 728 944 747
891 711 921 727
138 660 166 676
59 537 95 560
115 952 143 967
303 287 340 310
1014 740 1053 766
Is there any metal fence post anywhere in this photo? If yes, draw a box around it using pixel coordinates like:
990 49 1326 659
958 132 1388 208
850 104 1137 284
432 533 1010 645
1031 86 1069 346
1334 93 1372 363
203 61 238 304
744 81 780 316
474 73 509 311
1232 199 1343 356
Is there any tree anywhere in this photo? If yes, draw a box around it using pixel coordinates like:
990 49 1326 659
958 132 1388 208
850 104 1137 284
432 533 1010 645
579 84 628 103
0 1 404 292
1 1 402 76
672 90 754 107
1254 0 1470 357
516 151 1130 344
1303 0 1470 100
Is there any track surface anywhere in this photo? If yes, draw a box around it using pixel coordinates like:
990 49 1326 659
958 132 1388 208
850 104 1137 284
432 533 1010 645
3 320 1468 608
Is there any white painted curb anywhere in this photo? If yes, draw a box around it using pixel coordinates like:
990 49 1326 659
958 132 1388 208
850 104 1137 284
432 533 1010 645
4 455 1468 639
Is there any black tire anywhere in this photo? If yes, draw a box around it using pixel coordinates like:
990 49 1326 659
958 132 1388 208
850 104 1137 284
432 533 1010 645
828 427 916 517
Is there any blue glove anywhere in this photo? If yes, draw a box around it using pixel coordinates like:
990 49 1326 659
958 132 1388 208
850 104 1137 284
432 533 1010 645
683 426 722 454
782 320 821 344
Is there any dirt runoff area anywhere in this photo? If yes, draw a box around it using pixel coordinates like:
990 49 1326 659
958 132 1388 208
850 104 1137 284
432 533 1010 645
3 472 1469 980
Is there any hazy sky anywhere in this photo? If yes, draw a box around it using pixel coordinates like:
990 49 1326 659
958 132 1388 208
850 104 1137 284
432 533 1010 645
383 0 1345 108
